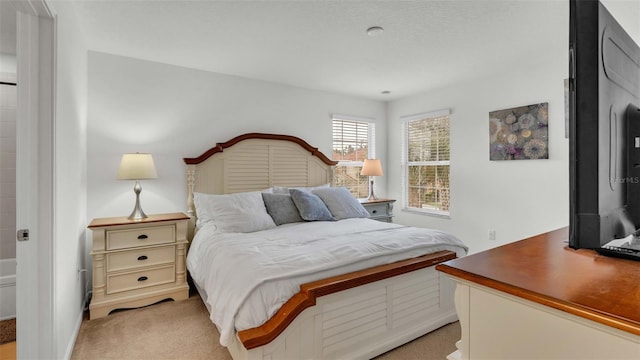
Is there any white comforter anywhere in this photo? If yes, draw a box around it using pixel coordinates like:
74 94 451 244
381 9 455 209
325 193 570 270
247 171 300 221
187 218 467 347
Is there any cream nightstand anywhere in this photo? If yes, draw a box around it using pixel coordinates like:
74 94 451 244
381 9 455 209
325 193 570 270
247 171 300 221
88 212 190 319
360 199 396 222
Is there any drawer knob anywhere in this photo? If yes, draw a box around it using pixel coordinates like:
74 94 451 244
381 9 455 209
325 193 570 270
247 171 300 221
137 255 148 261
372 210 378 214
137 234 148 240
137 276 148 282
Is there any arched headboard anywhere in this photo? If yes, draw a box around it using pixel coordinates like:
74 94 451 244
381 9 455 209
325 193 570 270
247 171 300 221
183 133 337 228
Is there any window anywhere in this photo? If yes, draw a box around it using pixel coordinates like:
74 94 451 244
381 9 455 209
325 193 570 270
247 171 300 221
332 115 375 198
402 110 450 215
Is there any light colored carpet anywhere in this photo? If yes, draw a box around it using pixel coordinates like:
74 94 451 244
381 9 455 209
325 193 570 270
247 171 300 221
72 294 460 359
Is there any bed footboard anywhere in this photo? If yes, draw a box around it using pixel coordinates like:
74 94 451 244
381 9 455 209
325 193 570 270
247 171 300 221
228 251 457 360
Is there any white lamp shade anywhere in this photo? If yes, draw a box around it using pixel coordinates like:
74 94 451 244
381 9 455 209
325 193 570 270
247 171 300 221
117 153 158 180
361 159 383 176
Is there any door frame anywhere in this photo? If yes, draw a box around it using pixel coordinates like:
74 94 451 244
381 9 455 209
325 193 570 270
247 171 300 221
15 0 55 358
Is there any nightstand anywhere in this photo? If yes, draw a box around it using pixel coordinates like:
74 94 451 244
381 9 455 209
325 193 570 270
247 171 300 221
88 212 190 319
360 198 396 222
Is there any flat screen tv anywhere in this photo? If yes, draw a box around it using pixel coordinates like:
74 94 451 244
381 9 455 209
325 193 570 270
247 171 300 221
569 0 640 250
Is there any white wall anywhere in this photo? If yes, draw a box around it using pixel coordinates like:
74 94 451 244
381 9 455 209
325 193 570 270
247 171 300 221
48 1 88 358
86 51 386 220
386 5 569 254
0 53 17 74
0 53 16 261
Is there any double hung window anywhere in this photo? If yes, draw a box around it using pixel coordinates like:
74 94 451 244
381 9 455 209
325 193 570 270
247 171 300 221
332 115 376 198
402 110 451 216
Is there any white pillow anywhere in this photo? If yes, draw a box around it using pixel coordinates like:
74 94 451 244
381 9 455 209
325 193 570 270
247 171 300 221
194 191 276 233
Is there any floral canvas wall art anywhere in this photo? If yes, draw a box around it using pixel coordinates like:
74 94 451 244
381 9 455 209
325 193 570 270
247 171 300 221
489 102 548 160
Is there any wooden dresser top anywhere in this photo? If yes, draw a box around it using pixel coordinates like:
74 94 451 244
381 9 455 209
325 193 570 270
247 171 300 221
436 227 640 336
88 212 189 228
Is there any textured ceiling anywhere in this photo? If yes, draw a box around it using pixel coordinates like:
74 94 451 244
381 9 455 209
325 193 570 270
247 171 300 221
12 1 570 100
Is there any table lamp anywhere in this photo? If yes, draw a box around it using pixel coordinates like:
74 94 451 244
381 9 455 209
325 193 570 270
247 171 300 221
361 159 383 200
117 153 158 220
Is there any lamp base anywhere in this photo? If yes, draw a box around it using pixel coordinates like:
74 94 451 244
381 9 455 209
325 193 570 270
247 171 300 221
128 205 148 221
128 180 148 220
367 178 378 201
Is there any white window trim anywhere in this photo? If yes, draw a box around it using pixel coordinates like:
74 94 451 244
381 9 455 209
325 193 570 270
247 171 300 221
331 113 376 123
401 109 451 217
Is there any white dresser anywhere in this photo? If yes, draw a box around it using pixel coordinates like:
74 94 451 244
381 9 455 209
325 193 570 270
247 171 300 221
437 228 640 359
88 213 190 319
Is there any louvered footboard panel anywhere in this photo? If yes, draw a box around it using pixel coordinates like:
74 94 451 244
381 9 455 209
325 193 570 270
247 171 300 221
318 267 447 359
321 287 389 356
391 269 441 329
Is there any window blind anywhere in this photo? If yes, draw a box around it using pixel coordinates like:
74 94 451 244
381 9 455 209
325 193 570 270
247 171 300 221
407 116 450 163
332 119 371 162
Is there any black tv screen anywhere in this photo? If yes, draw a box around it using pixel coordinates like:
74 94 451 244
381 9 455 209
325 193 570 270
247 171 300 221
569 0 640 249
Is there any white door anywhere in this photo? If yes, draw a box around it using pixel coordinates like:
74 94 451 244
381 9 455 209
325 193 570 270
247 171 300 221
15 4 54 359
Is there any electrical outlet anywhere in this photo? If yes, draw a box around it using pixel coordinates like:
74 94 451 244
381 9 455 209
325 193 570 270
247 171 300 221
488 229 496 241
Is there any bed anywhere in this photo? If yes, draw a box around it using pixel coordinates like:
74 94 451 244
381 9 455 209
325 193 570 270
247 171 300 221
183 133 468 360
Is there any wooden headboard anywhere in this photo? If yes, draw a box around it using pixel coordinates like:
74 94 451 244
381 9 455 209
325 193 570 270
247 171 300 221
183 133 337 229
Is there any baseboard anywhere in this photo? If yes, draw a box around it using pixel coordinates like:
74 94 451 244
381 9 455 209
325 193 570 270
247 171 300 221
63 308 84 360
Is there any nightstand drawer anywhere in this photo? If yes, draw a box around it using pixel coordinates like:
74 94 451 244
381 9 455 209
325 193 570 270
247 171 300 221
106 225 175 250
106 246 176 272
107 265 176 294
365 204 389 218
361 199 395 222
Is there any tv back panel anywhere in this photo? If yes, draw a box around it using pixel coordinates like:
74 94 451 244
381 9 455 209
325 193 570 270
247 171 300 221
569 0 640 249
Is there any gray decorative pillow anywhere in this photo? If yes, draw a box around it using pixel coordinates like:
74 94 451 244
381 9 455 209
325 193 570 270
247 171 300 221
289 189 334 221
261 193 304 225
312 187 370 220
